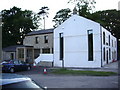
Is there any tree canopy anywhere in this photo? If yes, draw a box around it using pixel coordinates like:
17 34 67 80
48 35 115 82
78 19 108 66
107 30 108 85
91 10 120 58
2 6 40 48
52 0 120 58
91 10 120 40
38 6 49 30
53 0 95 28
52 8 71 28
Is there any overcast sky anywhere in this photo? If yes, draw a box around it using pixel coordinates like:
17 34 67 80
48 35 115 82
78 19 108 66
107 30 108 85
0 0 119 29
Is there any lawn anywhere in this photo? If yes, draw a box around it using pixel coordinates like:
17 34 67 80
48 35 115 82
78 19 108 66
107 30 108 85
51 68 117 76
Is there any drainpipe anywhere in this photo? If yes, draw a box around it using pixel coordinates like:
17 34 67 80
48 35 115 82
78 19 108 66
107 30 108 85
100 25 103 67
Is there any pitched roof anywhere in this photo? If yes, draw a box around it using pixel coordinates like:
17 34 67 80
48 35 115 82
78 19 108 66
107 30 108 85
3 45 33 52
26 28 54 36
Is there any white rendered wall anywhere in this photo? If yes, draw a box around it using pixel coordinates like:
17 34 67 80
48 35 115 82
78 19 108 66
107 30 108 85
101 27 117 66
54 15 102 68
34 54 53 65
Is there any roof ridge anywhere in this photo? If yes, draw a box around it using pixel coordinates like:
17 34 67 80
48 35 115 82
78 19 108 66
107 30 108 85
26 28 54 36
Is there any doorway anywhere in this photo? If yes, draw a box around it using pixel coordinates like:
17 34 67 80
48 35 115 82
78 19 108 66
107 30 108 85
10 53 14 59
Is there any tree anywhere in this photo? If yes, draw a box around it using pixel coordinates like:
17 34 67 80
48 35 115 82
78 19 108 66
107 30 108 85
53 0 96 28
52 8 71 28
91 10 120 59
92 10 120 38
2 6 39 48
68 0 96 17
38 6 49 30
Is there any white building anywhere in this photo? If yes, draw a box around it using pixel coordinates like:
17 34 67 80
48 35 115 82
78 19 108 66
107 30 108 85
54 15 117 68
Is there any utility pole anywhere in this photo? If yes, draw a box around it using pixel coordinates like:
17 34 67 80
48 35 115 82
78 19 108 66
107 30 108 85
38 6 49 30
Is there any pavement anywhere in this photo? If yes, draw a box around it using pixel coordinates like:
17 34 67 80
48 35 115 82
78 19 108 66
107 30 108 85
14 60 119 88
50 61 119 73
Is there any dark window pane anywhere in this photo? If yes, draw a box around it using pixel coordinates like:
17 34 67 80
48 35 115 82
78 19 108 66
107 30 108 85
60 33 64 60
109 35 110 46
34 49 40 58
18 49 24 59
42 48 50 53
103 47 105 61
109 48 111 60
44 36 48 43
35 37 39 44
103 32 105 45
88 30 93 61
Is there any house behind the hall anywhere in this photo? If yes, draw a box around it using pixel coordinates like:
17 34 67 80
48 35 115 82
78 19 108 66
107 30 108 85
2 29 54 65
23 28 54 59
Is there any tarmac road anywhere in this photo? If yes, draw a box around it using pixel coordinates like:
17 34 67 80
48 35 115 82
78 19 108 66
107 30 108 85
15 61 119 88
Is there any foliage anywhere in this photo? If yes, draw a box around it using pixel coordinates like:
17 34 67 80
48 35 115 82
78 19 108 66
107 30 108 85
68 0 96 16
38 6 49 17
51 68 117 76
2 6 39 48
38 6 49 30
91 10 120 39
91 10 120 59
52 8 72 28
53 0 96 27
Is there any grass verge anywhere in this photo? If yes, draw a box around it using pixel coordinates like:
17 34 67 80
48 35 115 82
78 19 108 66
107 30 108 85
51 68 117 76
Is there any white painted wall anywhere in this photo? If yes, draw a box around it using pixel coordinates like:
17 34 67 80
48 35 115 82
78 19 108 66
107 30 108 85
34 54 53 65
101 27 117 66
54 15 102 68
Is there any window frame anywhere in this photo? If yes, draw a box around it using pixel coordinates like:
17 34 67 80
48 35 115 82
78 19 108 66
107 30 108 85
103 32 105 45
103 47 105 61
18 48 24 59
42 48 50 53
88 30 94 61
59 33 64 60
35 37 39 44
44 35 48 43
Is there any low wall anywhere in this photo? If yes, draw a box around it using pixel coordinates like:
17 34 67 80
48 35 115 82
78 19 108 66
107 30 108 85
34 54 53 67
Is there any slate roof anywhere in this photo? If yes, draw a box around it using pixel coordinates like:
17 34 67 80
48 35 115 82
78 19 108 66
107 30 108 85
26 28 54 36
3 45 33 52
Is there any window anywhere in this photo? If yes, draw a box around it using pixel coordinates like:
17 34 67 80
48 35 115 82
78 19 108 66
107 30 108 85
18 49 24 58
19 60 26 64
114 51 116 60
88 30 93 61
109 35 110 46
112 40 113 47
34 49 40 58
109 48 111 60
42 48 50 53
14 60 19 64
60 33 64 60
103 32 105 45
35 37 39 44
115 41 116 47
52 48 54 54
112 51 114 59
103 47 105 61
44 36 48 43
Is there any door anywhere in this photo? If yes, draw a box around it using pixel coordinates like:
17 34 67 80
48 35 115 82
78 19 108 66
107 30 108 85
10 53 14 59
